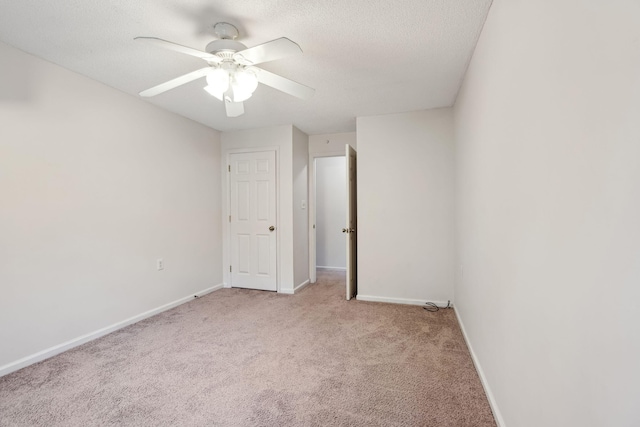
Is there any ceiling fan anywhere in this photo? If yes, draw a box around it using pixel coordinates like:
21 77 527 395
135 22 315 117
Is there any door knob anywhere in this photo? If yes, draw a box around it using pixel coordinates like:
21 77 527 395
342 228 348 233
269 226 275 231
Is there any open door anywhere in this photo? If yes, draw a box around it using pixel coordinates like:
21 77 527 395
345 144 357 300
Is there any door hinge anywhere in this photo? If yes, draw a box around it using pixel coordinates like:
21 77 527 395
228 165 230 172
230 265 232 272
229 215 231 222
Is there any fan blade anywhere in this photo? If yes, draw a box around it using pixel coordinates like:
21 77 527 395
225 99 245 117
256 68 315 100
139 67 211 97
135 37 221 63
233 37 302 65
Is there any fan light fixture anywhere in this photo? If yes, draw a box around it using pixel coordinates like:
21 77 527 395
204 67 258 102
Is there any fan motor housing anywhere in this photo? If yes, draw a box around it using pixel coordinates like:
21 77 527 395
206 39 247 55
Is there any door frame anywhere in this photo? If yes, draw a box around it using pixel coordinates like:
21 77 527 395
223 147 280 291
308 150 345 284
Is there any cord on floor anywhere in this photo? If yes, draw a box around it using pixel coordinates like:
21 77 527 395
423 300 451 312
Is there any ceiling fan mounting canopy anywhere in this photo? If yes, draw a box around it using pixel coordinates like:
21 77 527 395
207 22 246 56
213 22 239 40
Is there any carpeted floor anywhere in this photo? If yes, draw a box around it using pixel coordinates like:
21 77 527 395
0 270 496 426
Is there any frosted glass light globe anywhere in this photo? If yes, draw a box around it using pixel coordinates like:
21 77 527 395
205 68 229 94
232 69 258 102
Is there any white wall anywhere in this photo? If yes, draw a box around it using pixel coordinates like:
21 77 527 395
315 157 346 269
221 125 296 292
356 109 455 304
292 127 309 289
0 41 223 372
309 132 356 154
454 1 640 426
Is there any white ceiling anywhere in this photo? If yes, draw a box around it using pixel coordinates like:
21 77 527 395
0 0 492 135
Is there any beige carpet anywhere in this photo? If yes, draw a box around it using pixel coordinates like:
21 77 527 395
0 270 496 426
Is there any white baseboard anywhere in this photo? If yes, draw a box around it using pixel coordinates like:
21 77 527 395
278 279 310 295
317 266 346 271
356 294 451 307
293 279 310 293
455 309 505 427
0 283 224 378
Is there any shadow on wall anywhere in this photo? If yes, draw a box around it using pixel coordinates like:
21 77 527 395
0 49 33 102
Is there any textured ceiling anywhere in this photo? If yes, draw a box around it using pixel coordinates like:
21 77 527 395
0 0 492 135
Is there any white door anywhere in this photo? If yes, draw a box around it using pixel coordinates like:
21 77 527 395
345 144 357 300
229 151 277 291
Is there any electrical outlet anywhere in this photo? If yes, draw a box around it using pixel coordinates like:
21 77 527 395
157 258 164 271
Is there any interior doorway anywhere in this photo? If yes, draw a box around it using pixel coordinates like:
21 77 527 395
315 156 347 271
309 145 357 300
309 150 345 284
